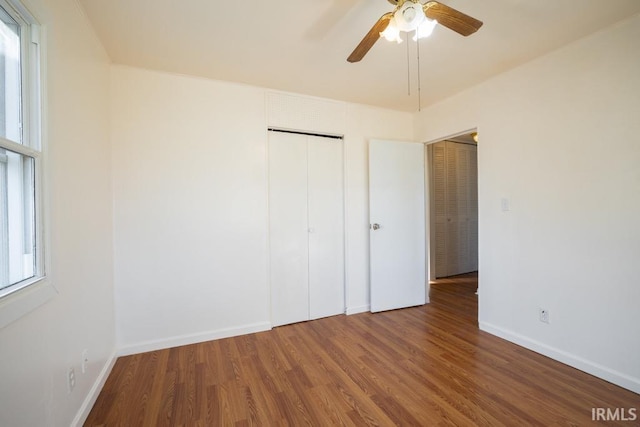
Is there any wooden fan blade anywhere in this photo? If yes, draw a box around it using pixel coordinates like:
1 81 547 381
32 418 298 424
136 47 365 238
423 1 483 37
347 12 393 63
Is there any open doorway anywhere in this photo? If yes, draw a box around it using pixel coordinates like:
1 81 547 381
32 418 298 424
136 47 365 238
425 132 478 283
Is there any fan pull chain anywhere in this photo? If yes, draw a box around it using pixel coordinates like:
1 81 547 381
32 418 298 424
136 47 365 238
406 34 411 96
417 33 422 112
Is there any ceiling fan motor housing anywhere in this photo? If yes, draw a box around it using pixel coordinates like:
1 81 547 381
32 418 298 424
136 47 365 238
394 1 425 32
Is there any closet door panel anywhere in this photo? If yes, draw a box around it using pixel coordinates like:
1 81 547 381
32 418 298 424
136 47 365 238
455 145 470 274
307 137 345 320
469 149 479 271
445 142 460 276
433 142 448 278
269 132 310 327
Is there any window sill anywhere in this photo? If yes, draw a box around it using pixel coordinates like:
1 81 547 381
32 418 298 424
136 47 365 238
0 277 57 329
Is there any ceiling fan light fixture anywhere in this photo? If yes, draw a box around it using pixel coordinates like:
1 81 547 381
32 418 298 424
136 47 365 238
380 18 403 43
393 1 425 32
413 17 438 40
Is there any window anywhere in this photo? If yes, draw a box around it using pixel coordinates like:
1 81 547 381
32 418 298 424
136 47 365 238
0 0 42 300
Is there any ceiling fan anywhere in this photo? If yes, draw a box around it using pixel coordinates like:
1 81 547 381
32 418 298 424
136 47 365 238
347 0 483 63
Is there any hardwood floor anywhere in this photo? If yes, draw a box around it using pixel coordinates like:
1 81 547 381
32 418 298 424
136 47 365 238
85 273 638 426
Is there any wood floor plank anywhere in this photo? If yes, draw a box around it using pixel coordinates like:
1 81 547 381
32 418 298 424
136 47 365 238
85 273 639 426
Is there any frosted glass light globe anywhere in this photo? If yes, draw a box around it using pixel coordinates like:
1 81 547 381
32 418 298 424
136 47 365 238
394 1 425 32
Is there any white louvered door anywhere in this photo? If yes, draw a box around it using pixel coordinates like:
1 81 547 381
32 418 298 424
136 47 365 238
468 148 478 272
446 142 461 276
433 141 478 278
433 143 448 278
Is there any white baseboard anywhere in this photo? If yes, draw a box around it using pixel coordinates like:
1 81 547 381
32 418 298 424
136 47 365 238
117 322 272 356
72 349 117 427
480 321 640 395
346 304 370 315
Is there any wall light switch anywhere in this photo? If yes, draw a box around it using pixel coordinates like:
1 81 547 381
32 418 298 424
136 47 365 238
501 198 510 212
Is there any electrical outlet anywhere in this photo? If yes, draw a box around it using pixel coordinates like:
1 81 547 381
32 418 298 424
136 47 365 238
82 349 89 374
539 308 550 324
67 367 76 393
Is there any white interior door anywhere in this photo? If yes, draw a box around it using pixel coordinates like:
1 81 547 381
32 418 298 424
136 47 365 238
369 139 426 313
307 136 345 320
269 132 310 327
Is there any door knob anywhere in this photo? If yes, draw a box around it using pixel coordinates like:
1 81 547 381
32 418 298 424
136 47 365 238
372 223 381 230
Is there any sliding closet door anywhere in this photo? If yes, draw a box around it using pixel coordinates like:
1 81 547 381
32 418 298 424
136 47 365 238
269 132 310 327
307 136 344 320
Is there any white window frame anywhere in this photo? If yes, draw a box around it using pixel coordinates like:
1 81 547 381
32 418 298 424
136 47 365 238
0 0 53 329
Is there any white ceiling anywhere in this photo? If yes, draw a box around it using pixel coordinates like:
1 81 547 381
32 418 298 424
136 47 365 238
78 0 640 112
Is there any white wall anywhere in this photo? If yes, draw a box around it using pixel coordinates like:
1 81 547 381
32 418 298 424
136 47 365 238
415 15 640 393
111 66 271 352
111 66 414 352
0 0 115 425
